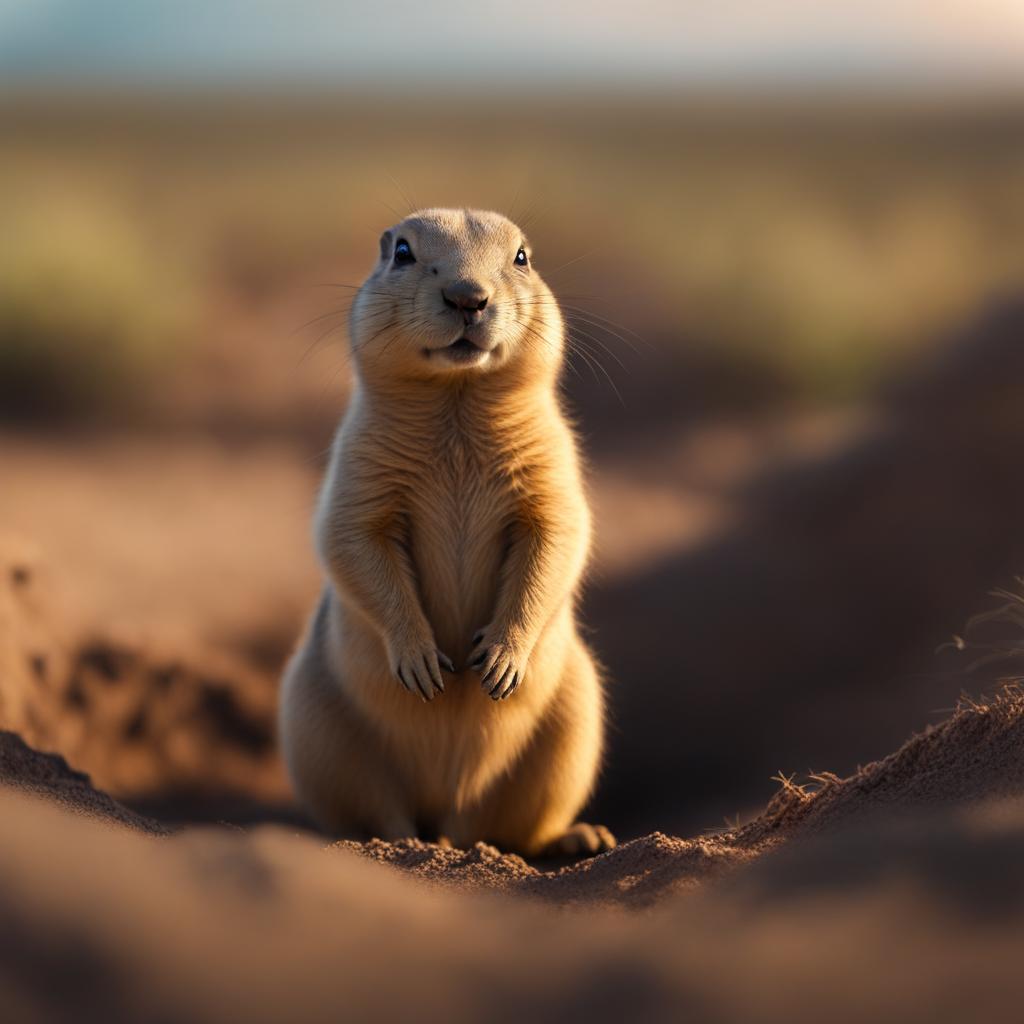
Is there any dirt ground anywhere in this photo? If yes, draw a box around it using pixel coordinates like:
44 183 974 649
3 673 1024 1022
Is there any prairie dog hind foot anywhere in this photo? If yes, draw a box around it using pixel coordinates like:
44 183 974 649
539 822 617 859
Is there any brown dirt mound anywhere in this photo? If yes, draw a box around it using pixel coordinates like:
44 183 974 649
5 676 1023 910
0 535 287 807
0 729 165 834
341 685 1024 906
334 831 756 906
750 685 1024 841
4 781 1024 1024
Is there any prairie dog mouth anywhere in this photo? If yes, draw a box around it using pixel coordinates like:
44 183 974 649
426 337 491 367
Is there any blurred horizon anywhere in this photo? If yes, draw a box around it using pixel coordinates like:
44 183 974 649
2 1 1024 93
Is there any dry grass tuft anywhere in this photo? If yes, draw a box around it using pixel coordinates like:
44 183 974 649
941 578 1024 682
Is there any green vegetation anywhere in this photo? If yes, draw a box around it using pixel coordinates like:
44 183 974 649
2 95 1022 416
0 192 196 417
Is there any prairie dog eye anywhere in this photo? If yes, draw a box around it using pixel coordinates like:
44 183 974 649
514 247 529 268
394 239 416 266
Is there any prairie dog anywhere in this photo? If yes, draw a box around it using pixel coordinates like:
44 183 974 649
279 208 613 857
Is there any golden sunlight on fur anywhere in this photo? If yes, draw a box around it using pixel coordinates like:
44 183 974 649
278 209 613 857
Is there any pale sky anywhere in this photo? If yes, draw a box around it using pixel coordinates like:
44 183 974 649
1 0 1022 88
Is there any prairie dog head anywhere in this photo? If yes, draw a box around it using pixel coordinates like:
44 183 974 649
350 208 563 382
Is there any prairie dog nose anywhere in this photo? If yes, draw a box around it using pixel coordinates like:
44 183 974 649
442 280 489 324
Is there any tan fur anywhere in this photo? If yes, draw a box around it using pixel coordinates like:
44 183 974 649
279 208 612 856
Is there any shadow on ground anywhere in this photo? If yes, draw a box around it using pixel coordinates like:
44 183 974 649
584 296 1024 836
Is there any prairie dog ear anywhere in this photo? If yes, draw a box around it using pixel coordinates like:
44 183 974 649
379 230 393 262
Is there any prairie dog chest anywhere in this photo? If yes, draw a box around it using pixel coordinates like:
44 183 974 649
404 425 519 642
408 428 514 575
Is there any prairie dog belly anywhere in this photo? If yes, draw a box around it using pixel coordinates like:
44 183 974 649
408 469 510 664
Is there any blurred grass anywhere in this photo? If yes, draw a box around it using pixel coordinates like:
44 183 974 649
1 92 1022 419
946 580 1024 682
0 190 196 419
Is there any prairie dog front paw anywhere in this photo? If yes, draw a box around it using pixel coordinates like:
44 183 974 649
468 626 528 701
387 638 454 701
